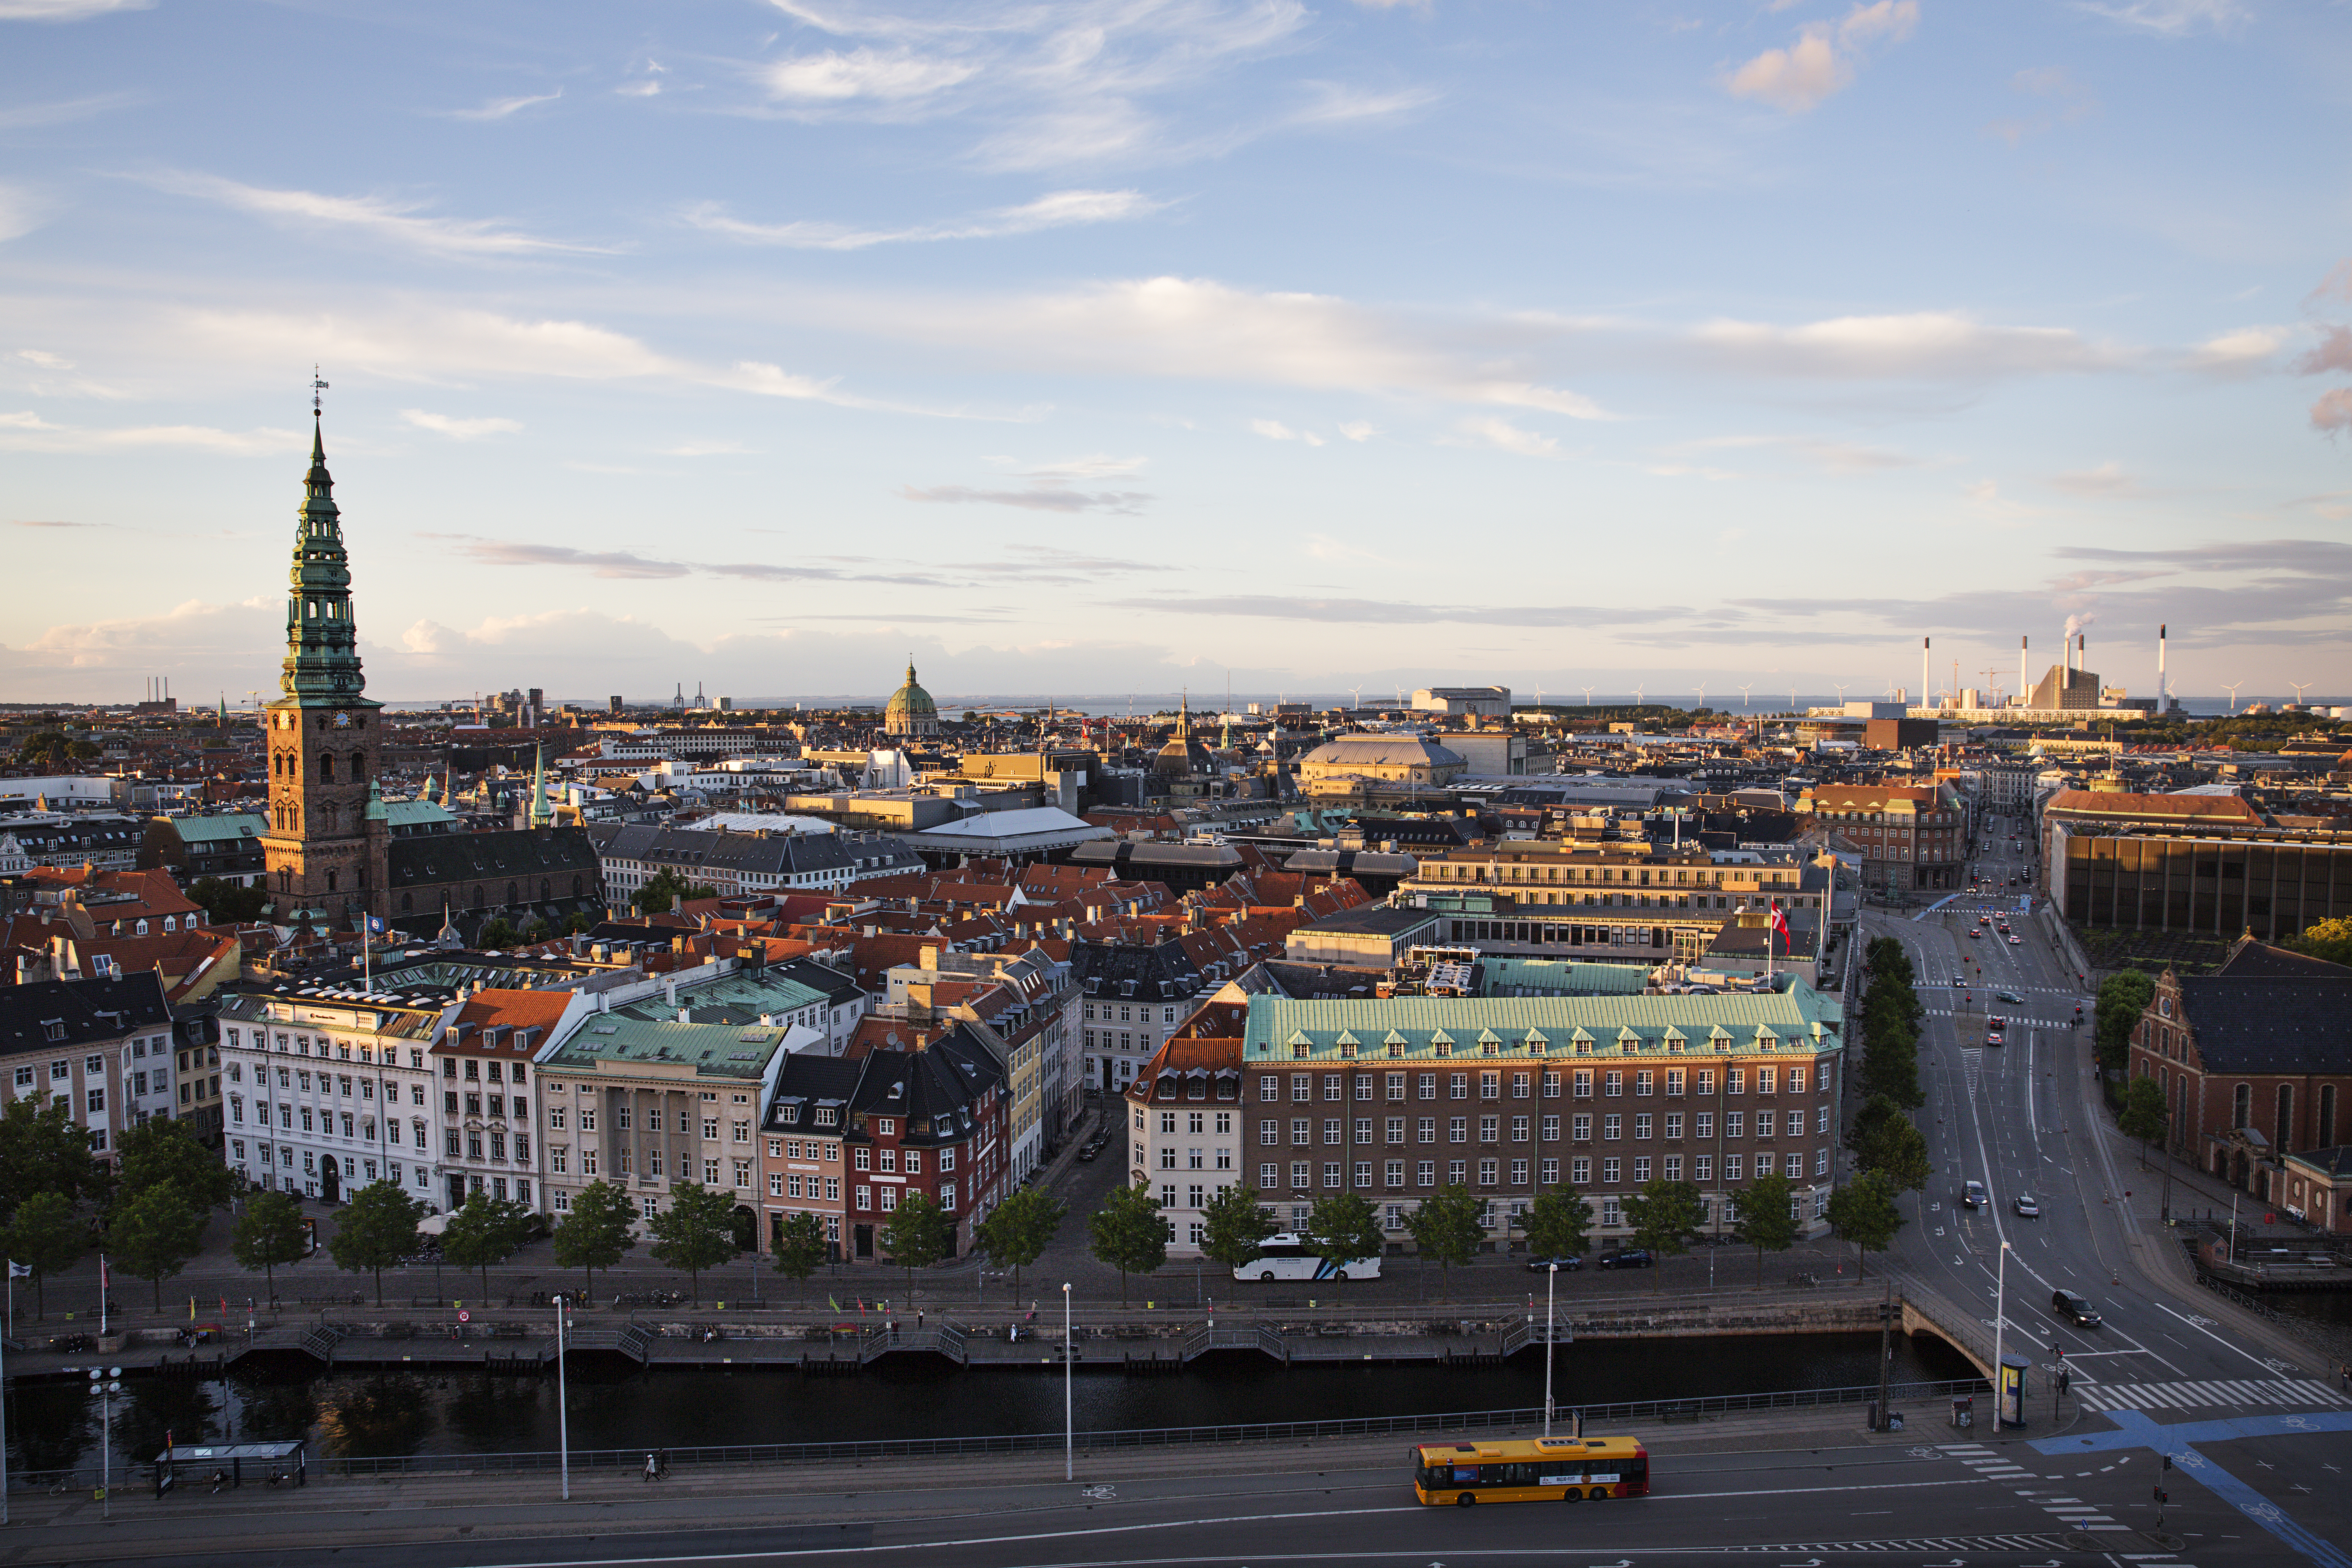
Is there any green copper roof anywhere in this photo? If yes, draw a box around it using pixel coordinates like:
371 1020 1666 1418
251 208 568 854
1242 983 1841 1062
545 1016 789 1078
276 417 375 708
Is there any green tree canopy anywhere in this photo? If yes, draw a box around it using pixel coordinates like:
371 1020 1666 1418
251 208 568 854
645 1181 740 1304
1848 1096 1931 1193
771 1210 829 1289
326 1179 423 1306
5 1190 84 1318
229 1187 308 1301
2285 916 2352 969
1087 1179 1167 1306
1196 1183 1278 1276
1825 1173 1904 1280
439 1193 534 1300
116 1115 242 1214
187 877 269 924
1733 1171 1800 1290
2094 969 2156 1071
973 1185 1065 1297
631 869 720 916
1521 1187 1593 1262
879 1189 954 1298
477 917 520 950
1623 1178 1703 1292
108 1180 208 1310
551 1180 638 1298
0 1095 107 1217
2119 1074 2169 1167
1403 1184 1486 1297
1302 1192 1383 1275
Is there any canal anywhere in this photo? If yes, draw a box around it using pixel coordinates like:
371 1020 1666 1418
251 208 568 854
9 1330 1973 1474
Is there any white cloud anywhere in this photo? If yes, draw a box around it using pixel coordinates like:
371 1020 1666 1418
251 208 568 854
0 90 140 127
2185 326 2282 376
1726 1 1918 114
764 47 978 101
9 597 269 673
400 408 522 440
2075 0 2245 35
448 89 562 121
1288 82 1439 127
1252 418 1323 446
686 187 1163 249
0 0 150 18
0 183 44 242
1338 421 1375 442
150 171 606 258
1448 416 1560 459
0 410 300 454
14 348 71 369
2049 460 2152 497
1684 310 2112 379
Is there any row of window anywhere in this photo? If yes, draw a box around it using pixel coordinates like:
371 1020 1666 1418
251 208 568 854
1247 1108 1833 1145
1255 1066 1817 1100
1420 863 1794 887
1243 1147 1831 1192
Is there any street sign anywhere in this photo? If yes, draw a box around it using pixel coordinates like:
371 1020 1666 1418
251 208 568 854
457 1310 470 1323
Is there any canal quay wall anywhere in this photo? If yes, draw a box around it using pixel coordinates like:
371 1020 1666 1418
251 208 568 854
13 1285 1978 1381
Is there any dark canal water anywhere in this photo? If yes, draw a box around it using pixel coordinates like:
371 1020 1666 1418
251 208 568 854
9 1331 1974 1475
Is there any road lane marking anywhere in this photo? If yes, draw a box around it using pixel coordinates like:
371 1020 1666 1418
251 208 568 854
2153 1298 2301 1376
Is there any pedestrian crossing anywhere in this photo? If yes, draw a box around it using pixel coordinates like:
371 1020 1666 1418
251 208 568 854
1729 1536 2069 1554
1939 1444 2133 1532
1926 1009 2072 1029
2073 1377 2352 1412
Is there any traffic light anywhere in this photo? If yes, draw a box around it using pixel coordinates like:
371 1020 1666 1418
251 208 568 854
2153 1486 2169 1505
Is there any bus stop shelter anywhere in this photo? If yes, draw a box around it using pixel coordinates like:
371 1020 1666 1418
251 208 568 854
155 1440 306 1492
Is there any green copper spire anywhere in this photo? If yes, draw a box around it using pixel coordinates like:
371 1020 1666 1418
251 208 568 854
278 410 370 705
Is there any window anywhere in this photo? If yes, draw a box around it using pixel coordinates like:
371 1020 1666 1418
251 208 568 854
1726 1154 1743 1180
1695 1154 1712 1181
1664 1112 1682 1139
1633 1114 1651 1140
1510 1115 1528 1142
1449 1117 1468 1143
1695 1111 1714 1139
1419 1072 1437 1100
1601 1157 1620 1184
1570 1156 1591 1185
1602 1114 1621 1140
1479 1114 1500 1142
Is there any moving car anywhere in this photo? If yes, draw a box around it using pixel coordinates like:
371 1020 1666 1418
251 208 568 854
2013 1194 2041 1217
1595 1249 1654 1270
1987 1016 2008 1032
2052 1289 2101 1327
2009 935 2023 944
1985 1029 2004 1046
1996 991 2024 1004
1526 1254 1585 1272
1961 1180 1989 1209
1968 928 1983 939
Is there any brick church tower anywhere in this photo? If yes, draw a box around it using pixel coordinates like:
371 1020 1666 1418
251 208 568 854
260 408 390 927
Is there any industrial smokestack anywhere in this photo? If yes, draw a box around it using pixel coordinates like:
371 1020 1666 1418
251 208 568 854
2021 636 2029 708
2159 623 2168 700
1922 637 1931 711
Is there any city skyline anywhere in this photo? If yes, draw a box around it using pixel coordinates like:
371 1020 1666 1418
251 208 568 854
6 0 2351 703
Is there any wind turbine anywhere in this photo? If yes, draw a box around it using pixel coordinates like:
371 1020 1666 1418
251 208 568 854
1582 686 1595 706
1349 685 1363 712
1693 684 1708 708
2290 680 2313 707
1631 683 1646 706
1832 683 1849 706
1738 683 1752 708
2223 681 2243 713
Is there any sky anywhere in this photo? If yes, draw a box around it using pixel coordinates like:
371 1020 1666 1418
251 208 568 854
3 0 2350 710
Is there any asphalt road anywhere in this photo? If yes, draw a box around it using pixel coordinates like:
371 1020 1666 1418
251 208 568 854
54 1439 2241 1568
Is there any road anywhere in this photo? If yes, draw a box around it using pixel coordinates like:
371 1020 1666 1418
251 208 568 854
47 1438 2290 1568
1864 811 2352 1566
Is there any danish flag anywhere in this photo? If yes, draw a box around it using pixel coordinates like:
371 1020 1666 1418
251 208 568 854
1769 900 1791 947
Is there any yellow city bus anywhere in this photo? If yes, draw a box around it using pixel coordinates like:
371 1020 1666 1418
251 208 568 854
1410 1436 1649 1506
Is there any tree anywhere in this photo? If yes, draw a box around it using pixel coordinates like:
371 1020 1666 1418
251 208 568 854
439 1193 533 1300
2094 969 2156 1072
1825 1173 1904 1281
1403 1184 1486 1299
631 869 719 916
5 1191 84 1318
1087 1179 1167 1306
771 1210 829 1294
327 1179 423 1307
2119 1075 2169 1168
229 1188 307 1302
1303 1192 1383 1276
974 1185 1065 1297
879 1190 955 1299
1847 1096 1931 1194
1196 1183 1278 1278
2285 916 2352 969
115 1115 242 1214
477 917 520 950
642 1182 739 1305
1732 1172 1800 1290
1623 1178 1702 1293
0 1095 107 1217
187 877 269 924
552 1180 639 1299
107 1180 208 1310
1521 1187 1593 1263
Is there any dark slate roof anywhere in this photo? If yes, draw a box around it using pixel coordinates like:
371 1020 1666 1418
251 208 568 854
589 823 922 878
849 1023 1002 1144
2181 976 2352 1074
1071 936 1204 1000
764 1052 866 1134
775 957 862 1008
1297 904 1441 937
0 972 171 1057
2215 939 2349 980
388 826 601 888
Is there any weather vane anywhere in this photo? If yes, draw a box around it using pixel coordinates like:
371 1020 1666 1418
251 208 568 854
312 365 329 417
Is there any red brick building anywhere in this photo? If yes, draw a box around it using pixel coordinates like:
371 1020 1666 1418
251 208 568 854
2128 937 2352 1199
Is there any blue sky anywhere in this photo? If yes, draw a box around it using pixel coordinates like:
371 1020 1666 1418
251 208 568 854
4 0 2349 708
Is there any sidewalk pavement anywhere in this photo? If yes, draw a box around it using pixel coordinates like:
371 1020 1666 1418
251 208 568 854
0 1390 2036 1564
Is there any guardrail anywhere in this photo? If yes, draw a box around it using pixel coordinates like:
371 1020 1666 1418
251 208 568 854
311 1379 1989 1477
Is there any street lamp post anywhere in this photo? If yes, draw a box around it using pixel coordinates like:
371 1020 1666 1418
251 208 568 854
90 1367 122 1516
1543 1262 1558 1438
1990 1241 2011 1428
554 1294 571 1501
1062 1283 1074 1481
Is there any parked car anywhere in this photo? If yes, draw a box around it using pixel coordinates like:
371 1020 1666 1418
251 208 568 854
2013 1194 2041 1217
2052 1289 2101 1327
1596 1249 1654 1270
1961 1180 1989 1209
1076 1142 1102 1162
1525 1254 1585 1272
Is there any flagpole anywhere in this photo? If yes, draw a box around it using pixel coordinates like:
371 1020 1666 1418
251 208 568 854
100 1255 107 1337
